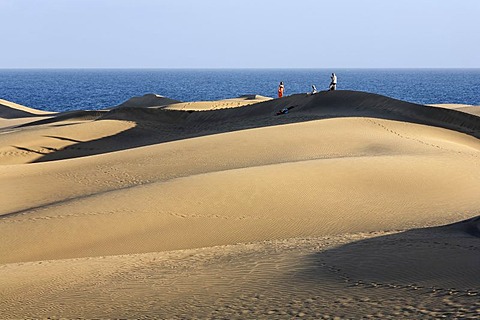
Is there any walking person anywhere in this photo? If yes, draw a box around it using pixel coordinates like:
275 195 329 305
329 73 337 91
278 81 284 98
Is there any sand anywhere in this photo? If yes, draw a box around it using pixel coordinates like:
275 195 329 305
429 103 480 117
0 98 55 118
0 91 479 319
163 95 272 111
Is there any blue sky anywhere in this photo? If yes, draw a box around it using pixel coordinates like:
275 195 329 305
0 0 478 68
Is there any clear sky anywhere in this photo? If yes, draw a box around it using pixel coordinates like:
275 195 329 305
0 0 479 68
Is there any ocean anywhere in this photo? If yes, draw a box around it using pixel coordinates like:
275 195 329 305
1 69 479 112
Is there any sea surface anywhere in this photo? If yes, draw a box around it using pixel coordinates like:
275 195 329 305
0 69 479 112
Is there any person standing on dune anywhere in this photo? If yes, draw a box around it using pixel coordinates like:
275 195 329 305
278 81 284 98
329 73 337 91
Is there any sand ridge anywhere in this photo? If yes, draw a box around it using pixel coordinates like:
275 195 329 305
429 103 480 117
0 98 55 119
112 93 182 109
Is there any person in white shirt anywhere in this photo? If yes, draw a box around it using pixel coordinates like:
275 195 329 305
329 73 337 91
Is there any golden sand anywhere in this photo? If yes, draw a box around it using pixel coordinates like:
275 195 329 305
0 92 479 318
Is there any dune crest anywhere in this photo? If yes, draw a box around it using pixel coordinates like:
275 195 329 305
164 94 272 111
429 103 480 117
112 93 181 109
0 98 54 119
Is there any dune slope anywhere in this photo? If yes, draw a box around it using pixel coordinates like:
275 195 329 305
1 90 478 164
0 92 479 262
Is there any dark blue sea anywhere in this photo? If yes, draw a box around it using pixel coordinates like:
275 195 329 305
0 69 479 112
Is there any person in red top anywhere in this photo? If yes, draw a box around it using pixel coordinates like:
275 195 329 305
278 81 284 98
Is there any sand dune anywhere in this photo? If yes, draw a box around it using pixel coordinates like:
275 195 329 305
1 90 477 164
0 98 54 119
164 94 272 111
112 93 181 109
0 91 479 318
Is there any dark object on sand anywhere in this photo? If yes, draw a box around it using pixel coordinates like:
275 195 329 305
276 106 295 115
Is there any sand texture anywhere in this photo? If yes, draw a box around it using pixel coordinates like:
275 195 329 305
0 90 479 319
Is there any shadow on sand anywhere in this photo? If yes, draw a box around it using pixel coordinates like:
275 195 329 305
14 90 479 163
293 216 480 293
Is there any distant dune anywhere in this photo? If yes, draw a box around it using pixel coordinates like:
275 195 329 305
164 95 272 111
0 98 54 119
429 103 480 117
0 90 479 318
112 93 182 109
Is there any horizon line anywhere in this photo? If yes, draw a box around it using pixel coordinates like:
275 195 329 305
1 67 480 70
